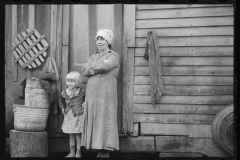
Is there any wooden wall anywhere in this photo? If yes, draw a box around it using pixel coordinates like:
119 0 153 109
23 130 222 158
5 4 124 138
70 4 123 133
5 5 69 137
123 4 234 157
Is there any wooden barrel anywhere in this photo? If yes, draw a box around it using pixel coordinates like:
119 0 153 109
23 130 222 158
13 104 49 132
10 130 48 157
25 78 50 108
211 104 234 155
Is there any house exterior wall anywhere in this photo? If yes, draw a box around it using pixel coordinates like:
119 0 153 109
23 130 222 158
122 4 234 157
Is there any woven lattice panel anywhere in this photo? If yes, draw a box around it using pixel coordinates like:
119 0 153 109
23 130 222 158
12 29 49 69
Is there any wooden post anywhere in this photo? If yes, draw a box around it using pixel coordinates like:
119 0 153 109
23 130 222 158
9 130 48 157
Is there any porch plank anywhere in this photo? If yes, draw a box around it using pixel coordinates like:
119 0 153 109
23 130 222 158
155 136 229 157
119 136 155 151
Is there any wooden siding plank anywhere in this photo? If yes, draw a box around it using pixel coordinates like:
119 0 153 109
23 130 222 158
88 5 97 56
136 26 234 37
62 5 70 46
123 4 135 47
134 114 215 124
28 5 34 31
134 85 233 95
135 66 234 76
155 136 228 157
114 4 124 133
71 5 89 69
61 46 69 102
133 104 226 115
136 36 233 47
133 95 233 104
17 5 31 81
119 136 155 151
134 76 234 86
141 123 212 138
136 16 233 28
135 57 233 66
135 46 233 57
136 4 233 10
48 5 58 136
96 5 113 31
5 5 14 135
129 122 139 137
56 5 63 134
123 4 135 133
136 6 233 19
11 5 18 81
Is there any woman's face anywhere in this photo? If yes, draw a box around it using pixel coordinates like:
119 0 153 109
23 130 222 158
66 79 77 90
96 36 109 51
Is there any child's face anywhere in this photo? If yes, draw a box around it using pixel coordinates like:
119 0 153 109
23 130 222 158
66 79 77 89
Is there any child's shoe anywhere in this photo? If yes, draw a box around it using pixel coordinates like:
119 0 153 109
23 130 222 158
75 150 81 158
65 150 75 157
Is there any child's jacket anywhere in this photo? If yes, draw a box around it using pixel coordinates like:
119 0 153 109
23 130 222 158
59 86 85 116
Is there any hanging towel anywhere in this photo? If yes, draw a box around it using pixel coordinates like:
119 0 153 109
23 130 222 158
144 31 166 106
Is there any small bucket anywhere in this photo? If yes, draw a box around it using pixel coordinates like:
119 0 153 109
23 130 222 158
25 78 50 108
13 104 49 132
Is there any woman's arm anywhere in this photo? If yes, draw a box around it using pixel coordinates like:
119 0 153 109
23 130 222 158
92 53 119 74
82 55 95 77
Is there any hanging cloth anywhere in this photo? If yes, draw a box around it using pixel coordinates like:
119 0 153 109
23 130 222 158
43 56 60 115
144 31 169 106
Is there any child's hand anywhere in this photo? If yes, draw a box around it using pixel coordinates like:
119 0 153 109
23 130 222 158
62 109 65 115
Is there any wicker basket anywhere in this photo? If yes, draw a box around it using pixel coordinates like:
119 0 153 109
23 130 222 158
13 104 49 132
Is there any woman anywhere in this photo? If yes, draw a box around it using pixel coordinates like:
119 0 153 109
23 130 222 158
81 29 120 157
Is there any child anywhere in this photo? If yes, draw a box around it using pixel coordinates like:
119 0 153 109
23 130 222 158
59 71 85 157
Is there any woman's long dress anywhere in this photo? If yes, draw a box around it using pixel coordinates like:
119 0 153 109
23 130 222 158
81 50 120 150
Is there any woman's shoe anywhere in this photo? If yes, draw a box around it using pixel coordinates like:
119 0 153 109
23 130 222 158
96 150 110 158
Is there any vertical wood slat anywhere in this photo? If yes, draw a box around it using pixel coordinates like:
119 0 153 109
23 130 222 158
88 5 97 57
96 5 114 31
129 122 139 136
71 5 89 70
49 5 58 136
12 5 18 81
17 5 31 80
28 4 35 69
123 4 135 133
5 5 14 136
113 4 124 133
62 5 70 46
56 5 63 134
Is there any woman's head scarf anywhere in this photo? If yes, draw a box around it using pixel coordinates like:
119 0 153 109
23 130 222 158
95 29 113 44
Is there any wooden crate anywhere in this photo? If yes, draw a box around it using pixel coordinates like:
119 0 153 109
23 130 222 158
12 29 48 69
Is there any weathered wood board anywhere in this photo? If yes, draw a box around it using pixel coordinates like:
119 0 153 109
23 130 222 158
133 104 227 115
119 136 155 151
135 66 234 76
135 46 233 56
134 95 233 104
134 113 215 124
134 76 233 85
141 123 212 138
155 136 229 157
136 16 233 28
